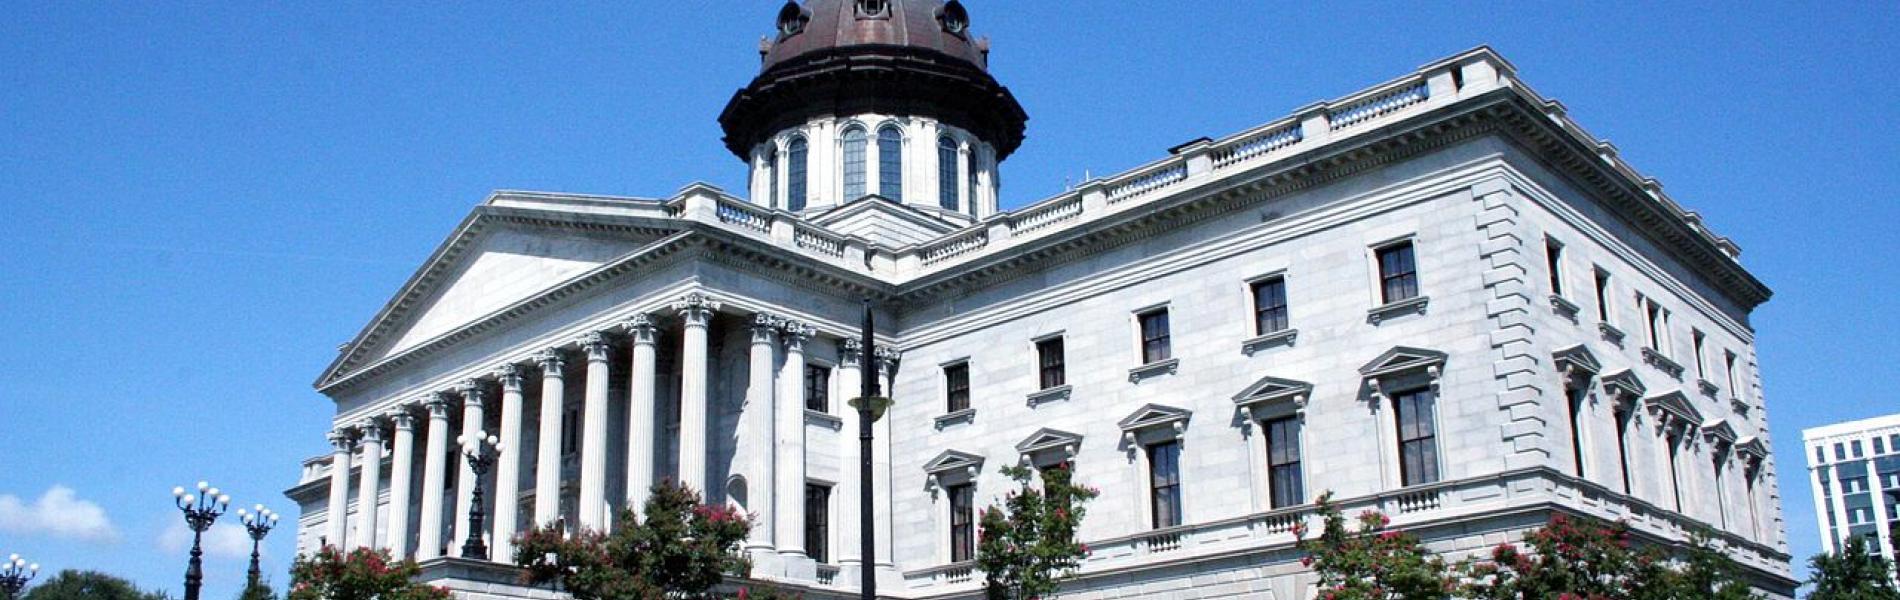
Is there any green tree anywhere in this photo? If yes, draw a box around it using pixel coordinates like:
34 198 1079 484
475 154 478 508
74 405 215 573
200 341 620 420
976 463 1100 600
286 547 450 600
1658 528 1758 600
1294 492 1452 600
21 570 171 600
514 480 753 600
1807 536 1900 600
237 580 278 600
1459 514 1649 600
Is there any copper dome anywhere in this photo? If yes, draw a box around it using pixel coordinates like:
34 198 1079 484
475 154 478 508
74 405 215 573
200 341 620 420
719 0 1027 161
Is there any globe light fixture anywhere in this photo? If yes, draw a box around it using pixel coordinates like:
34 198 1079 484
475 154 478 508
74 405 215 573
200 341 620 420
173 482 229 600
0 554 39 600
236 504 280 588
459 432 501 559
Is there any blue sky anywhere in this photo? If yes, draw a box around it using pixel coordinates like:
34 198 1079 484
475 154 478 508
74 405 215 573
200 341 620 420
1 2 1894 597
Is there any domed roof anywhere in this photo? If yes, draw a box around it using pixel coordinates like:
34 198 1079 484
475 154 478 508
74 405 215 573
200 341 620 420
761 0 988 73
719 0 1027 161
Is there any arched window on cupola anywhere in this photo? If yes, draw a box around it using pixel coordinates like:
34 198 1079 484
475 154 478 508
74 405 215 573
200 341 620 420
878 125 904 201
841 127 868 201
938 136 960 211
787 136 809 211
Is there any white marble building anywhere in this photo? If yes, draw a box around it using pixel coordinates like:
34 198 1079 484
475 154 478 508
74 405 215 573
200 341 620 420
286 1 1796 597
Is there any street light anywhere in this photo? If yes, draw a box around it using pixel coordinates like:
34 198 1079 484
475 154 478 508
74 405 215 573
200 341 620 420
173 481 229 600
1 554 39 600
843 299 889 600
235 504 279 588
459 432 501 560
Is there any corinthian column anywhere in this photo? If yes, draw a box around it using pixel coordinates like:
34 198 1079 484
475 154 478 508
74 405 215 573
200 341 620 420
533 349 567 526
453 381 488 550
385 412 417 557
491 365 527 560
416 397 453 560
674 292 721 495
354 423 385 550
579 332 614 530
745 314 780 553
324 429 354 549
835 339 863 569
776 322 812 560
624 314 659 513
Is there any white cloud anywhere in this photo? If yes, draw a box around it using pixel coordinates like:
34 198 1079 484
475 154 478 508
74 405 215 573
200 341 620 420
159 519 254 559
0 485 119 543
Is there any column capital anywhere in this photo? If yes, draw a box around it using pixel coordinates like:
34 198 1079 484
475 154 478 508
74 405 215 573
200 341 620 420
580 331 613 362
779 320 813 351
460 379 490 405
358 422 386 444
390 411 419 431
839 338 863 367
622 313 659 344
874 344 902 370
749 313 782 343
328 429 356 450
424 395 456 418
535 348 568 374
673 292 721 325
496 363 527 391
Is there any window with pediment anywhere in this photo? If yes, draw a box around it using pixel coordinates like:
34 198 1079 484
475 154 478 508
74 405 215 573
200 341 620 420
1119 404 1190 529
924 449 983 563
1360 346 1446 488
1233 375 1311 509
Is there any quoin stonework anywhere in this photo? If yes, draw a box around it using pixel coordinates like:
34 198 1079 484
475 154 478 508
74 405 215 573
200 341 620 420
286 1 1796 598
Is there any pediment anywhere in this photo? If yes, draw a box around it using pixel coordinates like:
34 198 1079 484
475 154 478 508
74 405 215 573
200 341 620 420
923 449 986 477
1358 346 1448 379
1600 369 1646 400
1645 390 1702 425
1015 428 1084 455
807 195 963 247
1232 375 1313 410
1552 344 1602 377
320 198 681 387
1735 436 1768 461
1701 419 1738 446
1118 403 1192 433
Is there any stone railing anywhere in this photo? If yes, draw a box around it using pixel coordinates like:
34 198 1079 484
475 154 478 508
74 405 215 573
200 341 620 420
1328 80 1430 130
900 466 1790 594
1008 194 1084 234
713 195 772 233
793 223 846 258
1105 162 1189 204
919 228 989 266
1210 120 1303 168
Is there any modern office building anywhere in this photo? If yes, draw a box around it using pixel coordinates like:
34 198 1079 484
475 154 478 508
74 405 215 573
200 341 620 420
286 1 1795 597
1804 414 1900 564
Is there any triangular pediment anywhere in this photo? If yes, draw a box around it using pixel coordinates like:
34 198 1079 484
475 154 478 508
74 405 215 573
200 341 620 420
1232 375 1313 409
1015 428 1084 455
1701 419 1739 446
1735 436 1768 460
923 449 986 476
1645 390 1702 424
1118 403 1192 433
807 195 965 247
1552 344 1603 377
1358 346 1448 379
1600 369 1646 400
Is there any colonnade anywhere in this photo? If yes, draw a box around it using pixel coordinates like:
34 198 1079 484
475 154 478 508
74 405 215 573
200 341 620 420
318 292 900 573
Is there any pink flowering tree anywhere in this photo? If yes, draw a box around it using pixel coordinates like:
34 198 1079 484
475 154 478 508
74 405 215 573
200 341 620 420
976 464 1100 600
514 481 752 600
286 547 451 600
1458 514 1650 600
1293 492 1452 600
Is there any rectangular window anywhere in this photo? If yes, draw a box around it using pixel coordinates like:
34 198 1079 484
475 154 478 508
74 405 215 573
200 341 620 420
1724 351 1740 396
1545 238 1565 296
1148 440 1184 528
1876 437 1887 455
1852 440 1864 458
1251 276 1290 334
1036 337 1066 390
1138 308 1172 364
804 364 831 413
1614 407 1635 494
1816 446 1827 464
1593 268 1612 321
1264 416 1304 509
562 405 581 456
1376 242 1419 304
1394 389 1440 486
1567 386 1587 478
1643 297 1668 353
805 484 830 563
1692 330 1708 379
948 483 975 562
1838 443 1848 461
944 362 970 413
1668 432 1685 512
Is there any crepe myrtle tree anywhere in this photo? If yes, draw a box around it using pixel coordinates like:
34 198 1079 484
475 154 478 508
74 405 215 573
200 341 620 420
514 481 752 600
286 547 450 600
1293 492 1453 600
976 464 1100 600
1458 514 1762 600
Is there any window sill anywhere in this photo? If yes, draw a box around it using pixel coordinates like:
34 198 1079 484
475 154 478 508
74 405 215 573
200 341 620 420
1598 322 1627 346
934 408 976 430
1729 397 1751 416
1240 328 1299 356
1641 348 1685 380
1549 294 1581 321
1026 385 1072 408
1696 379 1721 398
805 409 843 430
1366 295 1429 325
1127 358 1180 383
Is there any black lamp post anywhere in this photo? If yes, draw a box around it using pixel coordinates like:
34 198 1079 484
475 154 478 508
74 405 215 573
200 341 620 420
236 504 279 588
460 432 501 560
172 481 229 600
845 299 890 600
1 554 38 600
